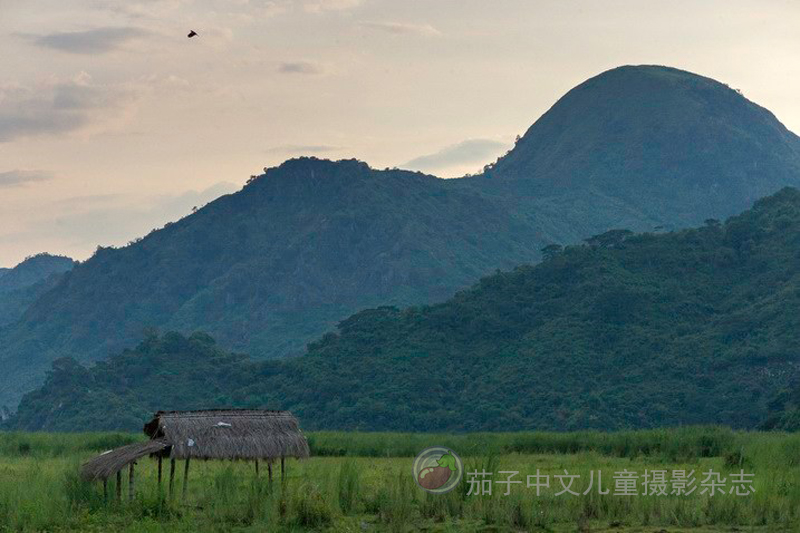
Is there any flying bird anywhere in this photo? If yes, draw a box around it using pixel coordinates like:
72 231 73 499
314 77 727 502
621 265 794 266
187 30 198 38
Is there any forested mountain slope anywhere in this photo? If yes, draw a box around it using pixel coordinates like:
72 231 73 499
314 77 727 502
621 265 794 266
3 65 800 410
0 254 75 327
11 188 800 431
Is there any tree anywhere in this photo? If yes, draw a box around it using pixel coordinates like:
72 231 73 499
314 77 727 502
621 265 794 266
541 243 563 260
584 229 633 248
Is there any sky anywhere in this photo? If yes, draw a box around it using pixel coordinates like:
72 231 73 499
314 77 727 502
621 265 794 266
0 0 799 266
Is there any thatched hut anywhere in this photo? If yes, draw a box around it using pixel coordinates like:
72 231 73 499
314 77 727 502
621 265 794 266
143 409 310 461
80 409 309 500
81 440 170 482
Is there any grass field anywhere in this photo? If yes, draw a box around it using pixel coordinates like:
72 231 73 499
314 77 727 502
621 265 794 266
0 427 798 532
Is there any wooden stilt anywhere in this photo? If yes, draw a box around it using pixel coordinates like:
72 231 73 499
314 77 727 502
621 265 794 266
169 458 176 498
182 457 191 499
128 463 135 502
268 461 273 483
157 456 163 489
255 459 260 476
116 470 122 501
103 479 108 502
281 456 285 482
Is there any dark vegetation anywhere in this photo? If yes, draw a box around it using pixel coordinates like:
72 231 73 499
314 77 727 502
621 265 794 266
2 65 800 410
759 383 800 431
2 429 798 531
0 253 75 327
9 188 800 432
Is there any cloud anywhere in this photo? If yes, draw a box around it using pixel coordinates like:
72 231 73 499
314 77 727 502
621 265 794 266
278 61 325 75
304 0 362 14
29 27 150 54
0 170 53 188
266 144 342 154
358 21 441 36
0 73 145 142
402 139 510 173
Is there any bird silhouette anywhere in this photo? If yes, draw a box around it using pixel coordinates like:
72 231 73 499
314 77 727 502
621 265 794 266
187 30 198 38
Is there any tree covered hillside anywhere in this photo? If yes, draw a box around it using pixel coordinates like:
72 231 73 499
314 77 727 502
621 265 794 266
10 188 800 432
487 65 800 230
0 158 543 410
4 65 800 411
0 254 75 327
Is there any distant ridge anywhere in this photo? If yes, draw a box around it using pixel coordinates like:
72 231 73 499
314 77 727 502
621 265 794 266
2 65 800 409
10 188 800 431
0 254 75 328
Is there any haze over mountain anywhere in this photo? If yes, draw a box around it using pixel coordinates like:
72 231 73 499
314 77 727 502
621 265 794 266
2 65 800 410
10 188 800 432
0 254 75 328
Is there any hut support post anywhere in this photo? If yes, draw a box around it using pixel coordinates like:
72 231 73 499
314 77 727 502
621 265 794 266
182 457 191 500
116 471 122 501
128 463 135 502
103 480 108 502
281 456 285 483
255 459 259 476
169 458 176 499
268 461 273 483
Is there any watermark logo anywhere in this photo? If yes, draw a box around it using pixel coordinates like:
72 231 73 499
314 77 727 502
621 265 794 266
413 447 463 494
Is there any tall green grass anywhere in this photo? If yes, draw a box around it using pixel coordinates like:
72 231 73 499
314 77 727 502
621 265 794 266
308 425 740 460
0 428 797 531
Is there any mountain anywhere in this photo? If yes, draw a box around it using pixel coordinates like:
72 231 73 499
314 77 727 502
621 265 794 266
0 254 75 327
10 188 800 432
3 65 800 410
0 159 544 409
485 65 800 234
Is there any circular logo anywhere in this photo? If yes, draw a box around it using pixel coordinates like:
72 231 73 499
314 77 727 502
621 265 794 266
412 447 463 494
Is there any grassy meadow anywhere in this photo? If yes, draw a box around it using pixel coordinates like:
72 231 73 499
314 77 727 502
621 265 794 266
0 427 798 532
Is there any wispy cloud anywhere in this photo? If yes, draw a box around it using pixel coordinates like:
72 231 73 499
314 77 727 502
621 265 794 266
358 21 441 36
27 27 151 54
403 139 510 173
278 61 326 75
0 170 53 188
0 73 145 142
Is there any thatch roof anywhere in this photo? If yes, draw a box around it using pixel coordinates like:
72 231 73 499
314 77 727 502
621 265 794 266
143 409 310 460
81 439 169 481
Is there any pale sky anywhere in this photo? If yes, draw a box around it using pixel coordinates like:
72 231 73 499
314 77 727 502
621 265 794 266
1 0 798 266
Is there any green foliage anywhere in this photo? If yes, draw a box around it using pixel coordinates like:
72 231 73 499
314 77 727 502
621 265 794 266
9 188 800 431
337 459 360 514
0 430 798 531
290 482 334 528
5 66 800 414
0 253 74 327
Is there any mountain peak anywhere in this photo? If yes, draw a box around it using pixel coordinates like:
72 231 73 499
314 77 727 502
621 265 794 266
0 253 75 292
489 65 800 226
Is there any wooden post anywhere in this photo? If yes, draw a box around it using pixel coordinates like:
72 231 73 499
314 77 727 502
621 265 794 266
103 479 108 502
182 457 191 499
169 458 176 499
129 463 135 502
157 456 163 489
116 470 122 501
280 456 285 482
255 459 259 476
268 461 273 483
